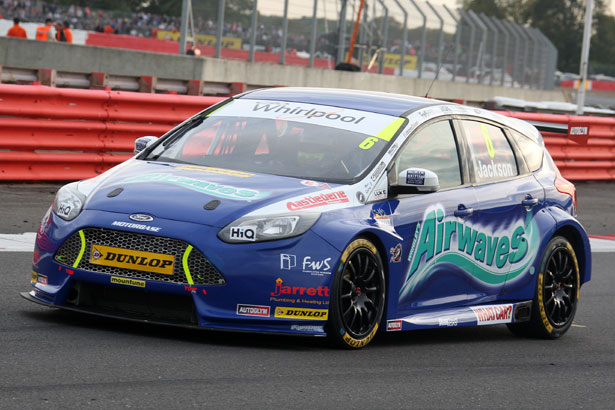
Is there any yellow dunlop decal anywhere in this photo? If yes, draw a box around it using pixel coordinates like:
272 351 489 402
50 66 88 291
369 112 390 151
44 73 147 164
274 307 328 320
90 244 174 275
341 239 378 263
31 270 37 283
176 165 254 178
342 323 379 348
110 276 146 288
537 272 554 333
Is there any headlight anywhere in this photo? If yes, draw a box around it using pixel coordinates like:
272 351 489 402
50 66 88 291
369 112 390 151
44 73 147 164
52 182 86 221
218 213 321 243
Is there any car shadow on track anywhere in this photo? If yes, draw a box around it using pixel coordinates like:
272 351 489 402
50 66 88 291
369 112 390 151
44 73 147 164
21 306 521 351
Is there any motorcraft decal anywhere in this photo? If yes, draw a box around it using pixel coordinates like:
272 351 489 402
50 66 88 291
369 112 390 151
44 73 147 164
121 173 269 201
210 99 400 136
400 204 539 303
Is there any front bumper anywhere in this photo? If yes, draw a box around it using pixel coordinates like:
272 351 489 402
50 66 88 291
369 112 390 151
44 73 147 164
26 209 341 337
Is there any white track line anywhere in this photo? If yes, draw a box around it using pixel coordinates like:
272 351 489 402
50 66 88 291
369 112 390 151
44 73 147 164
1 232 614 253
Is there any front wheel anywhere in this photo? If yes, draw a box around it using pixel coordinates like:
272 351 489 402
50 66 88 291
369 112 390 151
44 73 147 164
326 238 386 349
507 236 580 339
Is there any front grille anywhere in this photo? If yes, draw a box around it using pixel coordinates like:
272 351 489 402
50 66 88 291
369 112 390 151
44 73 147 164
55 228 225 286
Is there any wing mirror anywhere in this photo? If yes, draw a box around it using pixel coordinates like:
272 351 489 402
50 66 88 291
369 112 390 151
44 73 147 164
134 136 159 155
390 167 439 195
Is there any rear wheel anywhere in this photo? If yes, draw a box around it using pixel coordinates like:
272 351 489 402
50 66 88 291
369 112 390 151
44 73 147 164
507 236 580 339
327 238 385 349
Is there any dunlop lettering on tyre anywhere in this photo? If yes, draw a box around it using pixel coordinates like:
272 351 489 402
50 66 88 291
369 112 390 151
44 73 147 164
327 238 385 349
507 236 579 339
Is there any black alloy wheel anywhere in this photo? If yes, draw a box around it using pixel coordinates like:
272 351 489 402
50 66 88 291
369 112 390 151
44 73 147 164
327 238 385 349
507 236 580 339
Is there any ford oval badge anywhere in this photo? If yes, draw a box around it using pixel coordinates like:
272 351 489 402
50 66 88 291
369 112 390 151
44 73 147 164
129 214 154 222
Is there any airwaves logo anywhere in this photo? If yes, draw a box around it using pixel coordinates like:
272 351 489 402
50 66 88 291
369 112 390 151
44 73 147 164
401 204 539 299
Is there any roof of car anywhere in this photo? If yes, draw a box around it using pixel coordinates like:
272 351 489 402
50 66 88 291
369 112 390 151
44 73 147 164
239 87 443 116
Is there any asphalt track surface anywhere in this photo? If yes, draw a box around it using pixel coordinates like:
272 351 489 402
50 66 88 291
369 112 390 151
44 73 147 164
1 182 614 410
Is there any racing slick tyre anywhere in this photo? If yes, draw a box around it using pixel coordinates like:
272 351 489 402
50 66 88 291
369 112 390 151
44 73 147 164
507 236 580 339
326 238 386 349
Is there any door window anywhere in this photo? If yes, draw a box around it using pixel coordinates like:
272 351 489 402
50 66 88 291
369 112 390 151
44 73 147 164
461 121 518 183
396 120 462 189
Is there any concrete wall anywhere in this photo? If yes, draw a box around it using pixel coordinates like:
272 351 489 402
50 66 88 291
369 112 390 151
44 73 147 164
0 36 567 103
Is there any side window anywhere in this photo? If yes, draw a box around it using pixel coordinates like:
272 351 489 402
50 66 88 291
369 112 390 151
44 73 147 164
509 130 544 172
396 120 462 189
461 121 518 183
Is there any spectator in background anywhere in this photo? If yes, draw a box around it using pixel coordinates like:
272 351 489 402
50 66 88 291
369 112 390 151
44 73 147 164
55 21 73 43
7 17 27 38
104 23 115 34
35 18 53 41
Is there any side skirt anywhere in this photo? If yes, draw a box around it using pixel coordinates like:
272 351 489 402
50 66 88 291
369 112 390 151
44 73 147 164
386 301 532 332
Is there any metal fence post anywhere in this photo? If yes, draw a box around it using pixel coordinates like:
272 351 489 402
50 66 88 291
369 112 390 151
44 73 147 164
376 0 389 74
408 0 427 78
426 2 444 79
535 28 557 90
467 10 487 84
215 0 225 58
526 27 543 89
510 21 530 88
478 13 497 86
458 10 475 84
491 17 509 87
443 5 460 83
393 0 408 76
308 0 318 67
249 0 258 62
279 0 289 64
502 20 520 87
337 0 348 65
358 2 368 69
179 0 189 55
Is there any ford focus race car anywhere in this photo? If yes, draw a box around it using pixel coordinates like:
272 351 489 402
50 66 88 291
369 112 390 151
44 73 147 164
23 87 591 349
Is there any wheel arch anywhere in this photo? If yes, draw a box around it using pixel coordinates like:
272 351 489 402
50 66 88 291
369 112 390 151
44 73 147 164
552 224 591 285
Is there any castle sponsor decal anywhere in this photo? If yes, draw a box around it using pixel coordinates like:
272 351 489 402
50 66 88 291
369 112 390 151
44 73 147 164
121 173 268 201
470 304 513 325
389 244 402 263
286 191 349 211
400 204 539 303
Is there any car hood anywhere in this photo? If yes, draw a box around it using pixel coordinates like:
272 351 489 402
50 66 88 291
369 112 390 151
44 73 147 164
82 160 342 228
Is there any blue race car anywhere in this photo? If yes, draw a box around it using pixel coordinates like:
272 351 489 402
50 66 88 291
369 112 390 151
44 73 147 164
23 87 591 349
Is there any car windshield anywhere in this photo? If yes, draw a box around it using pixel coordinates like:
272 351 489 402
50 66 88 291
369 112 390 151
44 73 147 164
143 99 404 183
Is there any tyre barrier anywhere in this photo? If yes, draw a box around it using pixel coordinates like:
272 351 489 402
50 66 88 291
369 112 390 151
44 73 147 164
498 111 615 181
0 84 223 181
0 84 613 181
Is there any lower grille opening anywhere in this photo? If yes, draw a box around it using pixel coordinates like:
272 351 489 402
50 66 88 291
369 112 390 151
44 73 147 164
66 281 197 325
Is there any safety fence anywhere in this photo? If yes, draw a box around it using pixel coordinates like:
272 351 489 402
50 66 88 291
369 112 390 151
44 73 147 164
499 112 615 181
0 84 222 180
0 85 613 181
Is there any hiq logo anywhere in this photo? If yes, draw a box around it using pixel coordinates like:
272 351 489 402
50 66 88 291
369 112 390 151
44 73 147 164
229 226 256 241
280 254 296 270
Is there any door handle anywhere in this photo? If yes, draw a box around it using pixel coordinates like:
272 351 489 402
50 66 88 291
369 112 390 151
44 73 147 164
454 205 474 218
521 196 539 208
